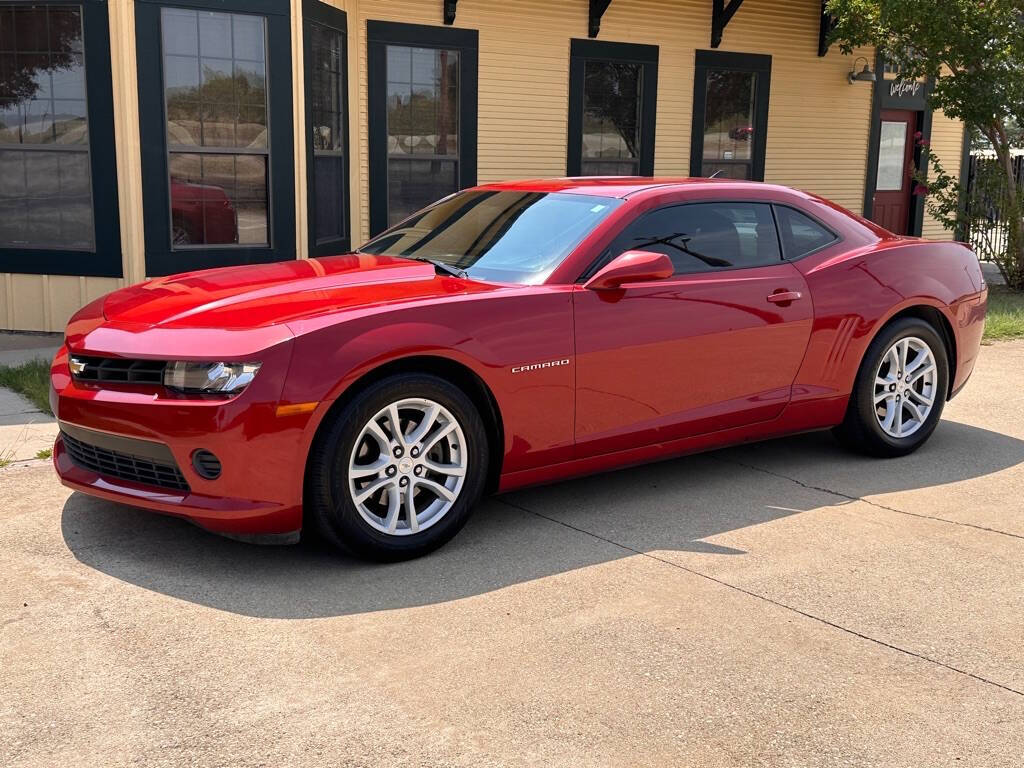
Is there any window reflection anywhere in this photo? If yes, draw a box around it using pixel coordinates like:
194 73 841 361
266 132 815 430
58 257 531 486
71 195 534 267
309 22 347 245
581 60 642 176
385 45 459 225
0 5 94 250
701 69 755 180
162 8 269 247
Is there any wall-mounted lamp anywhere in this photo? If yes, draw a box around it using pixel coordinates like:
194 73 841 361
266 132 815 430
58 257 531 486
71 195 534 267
848 56 877 84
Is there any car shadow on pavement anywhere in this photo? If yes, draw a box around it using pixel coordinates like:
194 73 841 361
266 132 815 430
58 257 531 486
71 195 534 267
61 419 1024 619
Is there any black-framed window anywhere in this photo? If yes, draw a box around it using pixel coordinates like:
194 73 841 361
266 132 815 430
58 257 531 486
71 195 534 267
136 0 294 277
303 0 349 257
568 39 657 177
690 50 771 181
0 1 120 276
367 21 477 236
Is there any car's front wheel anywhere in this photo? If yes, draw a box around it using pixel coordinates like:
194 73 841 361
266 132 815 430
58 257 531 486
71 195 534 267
833 317 949 457
305 373 488 560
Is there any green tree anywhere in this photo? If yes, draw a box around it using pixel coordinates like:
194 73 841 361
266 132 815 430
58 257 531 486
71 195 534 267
583 62 642 158
826 0 1024 290
0 10 82 110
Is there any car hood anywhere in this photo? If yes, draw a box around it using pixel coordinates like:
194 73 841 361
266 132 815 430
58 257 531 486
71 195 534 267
99 253 500 330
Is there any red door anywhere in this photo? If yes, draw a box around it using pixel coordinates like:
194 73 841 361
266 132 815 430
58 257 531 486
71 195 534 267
871 109 917 234
572 263 813 458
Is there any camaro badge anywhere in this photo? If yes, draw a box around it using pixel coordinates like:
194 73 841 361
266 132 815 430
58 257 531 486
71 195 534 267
511 359 570 374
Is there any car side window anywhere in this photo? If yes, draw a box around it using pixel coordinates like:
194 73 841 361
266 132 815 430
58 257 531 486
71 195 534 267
610 202 781 275
775 206 837 259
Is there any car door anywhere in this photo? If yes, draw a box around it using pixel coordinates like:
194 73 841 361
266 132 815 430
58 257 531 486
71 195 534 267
573 200 813 458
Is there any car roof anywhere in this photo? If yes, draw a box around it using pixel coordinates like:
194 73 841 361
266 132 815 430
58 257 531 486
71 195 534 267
475 177 801 200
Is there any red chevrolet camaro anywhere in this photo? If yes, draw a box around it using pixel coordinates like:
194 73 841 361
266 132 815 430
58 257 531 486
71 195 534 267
51 178 988 560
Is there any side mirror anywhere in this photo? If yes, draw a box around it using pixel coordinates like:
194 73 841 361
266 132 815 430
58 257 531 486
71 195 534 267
584 250 674 291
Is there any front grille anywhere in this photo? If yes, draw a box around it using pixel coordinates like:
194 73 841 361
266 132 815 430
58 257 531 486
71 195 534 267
62 430 191 492
70 355 166 385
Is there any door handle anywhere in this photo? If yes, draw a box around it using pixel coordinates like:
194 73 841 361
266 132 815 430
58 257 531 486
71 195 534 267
766 290 802 305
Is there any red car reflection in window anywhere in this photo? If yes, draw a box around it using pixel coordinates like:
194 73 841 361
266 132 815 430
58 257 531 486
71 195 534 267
170 180 239 246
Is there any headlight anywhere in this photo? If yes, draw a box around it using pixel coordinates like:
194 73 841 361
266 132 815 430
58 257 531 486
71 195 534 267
163 361 261 394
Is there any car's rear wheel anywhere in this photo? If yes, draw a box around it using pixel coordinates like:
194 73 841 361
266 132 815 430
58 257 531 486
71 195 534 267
305 373 488 560
833 317 949 457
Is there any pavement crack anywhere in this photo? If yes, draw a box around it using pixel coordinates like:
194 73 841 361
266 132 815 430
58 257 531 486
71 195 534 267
496 497 1024 700
715 456 1024 542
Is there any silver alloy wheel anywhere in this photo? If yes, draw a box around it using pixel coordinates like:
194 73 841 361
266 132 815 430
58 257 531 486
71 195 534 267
348 397 467 536
873 336 938 439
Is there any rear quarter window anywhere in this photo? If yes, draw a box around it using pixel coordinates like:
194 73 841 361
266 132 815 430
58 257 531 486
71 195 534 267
775 206 838 259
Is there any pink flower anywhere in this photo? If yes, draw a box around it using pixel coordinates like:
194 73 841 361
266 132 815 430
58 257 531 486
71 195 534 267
913 183 930 196
914 130 923 139
919 139 930 148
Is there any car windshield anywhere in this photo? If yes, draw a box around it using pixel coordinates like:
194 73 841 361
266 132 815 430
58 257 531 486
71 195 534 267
358 190 622 284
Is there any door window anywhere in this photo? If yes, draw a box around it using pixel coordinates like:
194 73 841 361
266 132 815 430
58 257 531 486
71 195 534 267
876 120 908 191
611 202 781 274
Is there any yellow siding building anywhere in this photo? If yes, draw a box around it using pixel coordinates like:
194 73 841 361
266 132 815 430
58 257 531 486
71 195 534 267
0 0 966 331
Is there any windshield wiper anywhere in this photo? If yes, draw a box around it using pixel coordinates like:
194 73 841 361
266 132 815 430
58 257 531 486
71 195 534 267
408 256 468 279
632 233 733 268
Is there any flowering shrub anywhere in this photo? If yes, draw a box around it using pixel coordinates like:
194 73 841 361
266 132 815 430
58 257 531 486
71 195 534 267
915 143 1023 288
827 0 1024 290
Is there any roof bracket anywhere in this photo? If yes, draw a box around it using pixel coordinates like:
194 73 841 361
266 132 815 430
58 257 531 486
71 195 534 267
711 0 745 48
589 0 613 38
443 0 457 25
818 1 835 57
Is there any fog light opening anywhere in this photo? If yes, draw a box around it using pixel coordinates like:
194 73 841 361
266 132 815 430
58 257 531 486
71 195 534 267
191 450 222 480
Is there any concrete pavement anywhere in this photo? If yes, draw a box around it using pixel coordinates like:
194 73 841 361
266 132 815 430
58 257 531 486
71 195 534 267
0 388 55 462
981 259 1005 286
2 342 1023 767
0 331 61 368
0 333 60 462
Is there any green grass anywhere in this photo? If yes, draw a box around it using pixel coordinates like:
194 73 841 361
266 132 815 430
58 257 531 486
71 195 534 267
34 447 52 460
0 359 53 416
985 287 1024 342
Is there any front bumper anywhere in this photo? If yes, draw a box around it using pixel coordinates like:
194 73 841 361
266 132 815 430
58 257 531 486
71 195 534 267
51 341 311 539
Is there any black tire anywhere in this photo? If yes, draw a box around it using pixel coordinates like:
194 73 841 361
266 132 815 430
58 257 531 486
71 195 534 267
305 373 488 561
832 317 949 458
